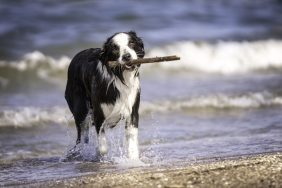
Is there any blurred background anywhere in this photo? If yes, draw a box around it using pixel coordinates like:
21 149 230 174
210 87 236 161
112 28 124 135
0 0 282 185
1 0 282 59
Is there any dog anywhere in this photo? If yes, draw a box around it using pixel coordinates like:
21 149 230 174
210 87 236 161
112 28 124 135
65 31 145 159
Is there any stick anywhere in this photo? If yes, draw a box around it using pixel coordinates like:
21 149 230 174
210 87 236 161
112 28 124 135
108 55 180 67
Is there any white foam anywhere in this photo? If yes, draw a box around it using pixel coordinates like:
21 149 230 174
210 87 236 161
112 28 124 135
1 92 281 127
139 92 282 114
3 51 70 71
0 106 70 127
146 40 282 74
0 51 70 84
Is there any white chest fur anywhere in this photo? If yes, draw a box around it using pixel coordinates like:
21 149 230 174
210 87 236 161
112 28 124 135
101 70 140 124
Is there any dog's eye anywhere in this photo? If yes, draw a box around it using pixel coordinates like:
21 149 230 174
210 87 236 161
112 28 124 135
113 44 118 49
129 42 135 48
112 45 119 54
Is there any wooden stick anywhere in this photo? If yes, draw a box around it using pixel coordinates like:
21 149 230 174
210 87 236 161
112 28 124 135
108 55 180 67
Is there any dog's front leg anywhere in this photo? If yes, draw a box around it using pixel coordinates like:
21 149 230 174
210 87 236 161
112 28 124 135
125 119 139 160
126 92 140 160
98 115 121 155
98 127 107 155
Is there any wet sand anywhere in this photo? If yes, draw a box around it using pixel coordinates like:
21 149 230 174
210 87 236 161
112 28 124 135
27 152 282 188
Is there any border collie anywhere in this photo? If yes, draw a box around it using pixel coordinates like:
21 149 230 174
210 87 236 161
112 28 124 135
65 31 144 159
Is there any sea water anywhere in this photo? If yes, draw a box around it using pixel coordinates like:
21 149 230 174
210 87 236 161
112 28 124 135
0 0 282 186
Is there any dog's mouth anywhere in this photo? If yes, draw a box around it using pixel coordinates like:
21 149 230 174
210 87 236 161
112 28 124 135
109 60 138 71
124 63 135 70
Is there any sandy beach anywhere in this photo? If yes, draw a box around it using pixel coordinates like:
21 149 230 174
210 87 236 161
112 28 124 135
24 152 281 188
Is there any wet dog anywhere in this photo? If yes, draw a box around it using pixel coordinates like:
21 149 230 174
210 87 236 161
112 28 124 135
65 31 144 159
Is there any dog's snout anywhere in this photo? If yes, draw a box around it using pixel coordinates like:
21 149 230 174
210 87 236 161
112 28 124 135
122 53 131 62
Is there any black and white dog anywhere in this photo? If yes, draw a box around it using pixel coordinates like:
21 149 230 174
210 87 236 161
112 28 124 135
65 31 144 159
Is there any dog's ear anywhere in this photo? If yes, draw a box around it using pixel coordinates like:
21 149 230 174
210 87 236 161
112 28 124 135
100 37 111 62
129 31 145 58
128 31 137 37
103 36 111 51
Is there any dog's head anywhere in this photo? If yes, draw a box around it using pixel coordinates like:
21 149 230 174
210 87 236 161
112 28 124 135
101 31 145 70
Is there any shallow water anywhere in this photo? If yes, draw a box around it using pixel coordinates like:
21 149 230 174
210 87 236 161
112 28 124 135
1 107 282 186
1 0 282 186
1 72 282 185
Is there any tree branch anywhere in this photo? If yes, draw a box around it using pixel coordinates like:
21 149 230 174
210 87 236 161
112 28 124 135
108 55 180 67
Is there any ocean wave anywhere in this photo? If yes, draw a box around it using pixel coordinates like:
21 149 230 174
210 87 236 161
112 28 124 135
146 39 282 74
0 106 70 127
0 39 282 86
0 51 70 86
0 51 70 71
1 92 281 127
140 92 282 114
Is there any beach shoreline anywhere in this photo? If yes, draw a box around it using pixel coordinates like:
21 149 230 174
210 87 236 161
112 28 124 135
26 152 282 188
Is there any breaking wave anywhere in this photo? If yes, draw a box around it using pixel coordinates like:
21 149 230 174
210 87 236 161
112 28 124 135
0 106 70 127
0 39 282 87
0 51 70 72
140 92 282 114
1 92 281 127
0 51 70 86
147 39 282 74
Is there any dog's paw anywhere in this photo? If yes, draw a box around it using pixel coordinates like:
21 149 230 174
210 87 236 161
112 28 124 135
128 149 139 160
99 144 108 155
98 134 108 155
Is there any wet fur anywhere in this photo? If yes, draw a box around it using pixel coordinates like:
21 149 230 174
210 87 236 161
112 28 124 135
65 31 144 159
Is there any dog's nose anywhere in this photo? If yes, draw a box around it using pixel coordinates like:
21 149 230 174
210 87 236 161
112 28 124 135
122 53 131 62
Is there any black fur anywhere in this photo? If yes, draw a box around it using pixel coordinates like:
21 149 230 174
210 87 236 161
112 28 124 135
65 31 144 145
